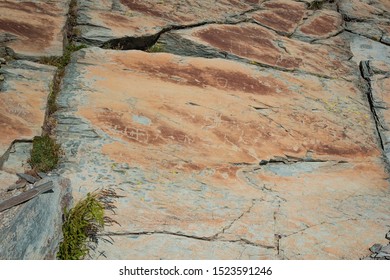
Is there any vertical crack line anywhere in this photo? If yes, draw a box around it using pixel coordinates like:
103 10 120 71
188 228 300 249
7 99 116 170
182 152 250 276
359 61 385 151
273 204 281 258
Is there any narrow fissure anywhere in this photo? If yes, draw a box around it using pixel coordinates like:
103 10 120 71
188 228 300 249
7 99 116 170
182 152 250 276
359 61 385 151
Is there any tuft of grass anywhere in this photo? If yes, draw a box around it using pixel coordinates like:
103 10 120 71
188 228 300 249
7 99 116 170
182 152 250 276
308 0 332 10
39 44 86 70
29 135 61 172
41 43 86 133
57 189 120 260
147 42 164 53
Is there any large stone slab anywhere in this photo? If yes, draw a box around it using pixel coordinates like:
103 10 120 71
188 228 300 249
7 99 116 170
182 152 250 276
0 60 56 160
293 10 344 42
339 0 390 45
158 22 355 79
0 0 70 59
248 0 307 35
0 176 72 259
56 48 389 259
349 34 390 64
76 0 265 46
338 0 390 21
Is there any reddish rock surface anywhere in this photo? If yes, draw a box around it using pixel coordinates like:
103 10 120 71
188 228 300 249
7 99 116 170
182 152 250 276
77 0 265 46
158 22 355 78
0 0 70 58
0 61 56 158
55 48 389 259
294 10 344 41
249 0 307 35
1 0 390 260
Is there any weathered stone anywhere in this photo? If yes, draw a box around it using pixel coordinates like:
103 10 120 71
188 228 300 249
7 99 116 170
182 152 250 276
0 171 18 195
158 23 355 79
380 244 390 254
16 173 37 184
350 34 390 64
7 181 26 192
249 0 307 35
0 60 56 159
0 176 72 259
370 243 383 253
76 0 265 47
0 0 70 58
294 10 344 42
361 60 390 162
89 234 275 260
1 142 32 174
375 251 390 258
345 22 383 41
338 0 390 21
56 48 389 259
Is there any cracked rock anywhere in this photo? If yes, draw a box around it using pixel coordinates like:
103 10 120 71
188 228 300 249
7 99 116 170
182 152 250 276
0 0 70 59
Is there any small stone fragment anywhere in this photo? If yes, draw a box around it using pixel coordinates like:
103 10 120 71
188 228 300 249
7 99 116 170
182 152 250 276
386 231 390 241
7 180 27 191
369 243 382 253
37 172 47 179
375 251 390 258
16 173 38 184
380 244 390 254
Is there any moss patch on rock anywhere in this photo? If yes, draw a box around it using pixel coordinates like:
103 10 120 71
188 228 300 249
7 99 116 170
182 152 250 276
29 135 60 172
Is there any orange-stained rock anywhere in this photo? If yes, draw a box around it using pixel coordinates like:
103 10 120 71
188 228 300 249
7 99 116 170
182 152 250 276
158 23 355 79
55 48 390 259
0 0 70 58
76 0 265 46
362 60 390 161
0 60 56 158
294 10 344 41
249 0 307 35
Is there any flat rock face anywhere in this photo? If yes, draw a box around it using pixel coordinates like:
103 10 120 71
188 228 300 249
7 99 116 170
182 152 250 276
0 176 72 259
0 61 56 159
1 0 389 260
294 10 343 41
249 0 307 35
0 0 70 58
0 60 56 157
57 48 390 259
77 0 265 46
158 22 355 79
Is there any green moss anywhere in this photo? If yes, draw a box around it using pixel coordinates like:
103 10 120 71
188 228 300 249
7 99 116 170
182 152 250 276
147 42 164 53
57 190 120 260
29 135 60 172
308 1 325 10
40 44 86 69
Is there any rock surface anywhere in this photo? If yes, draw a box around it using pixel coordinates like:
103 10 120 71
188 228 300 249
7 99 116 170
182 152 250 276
1 0 390 260
0 60 56 159
0 0 70 59
0 176 72 259
158 22 355 79
56 47 389 259
76 0 265 47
